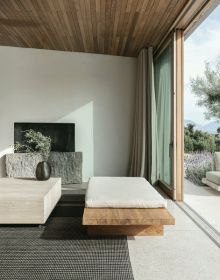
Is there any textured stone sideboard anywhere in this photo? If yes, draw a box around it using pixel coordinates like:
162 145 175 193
48 152 82 184
6 153 43 178
6 152 82 184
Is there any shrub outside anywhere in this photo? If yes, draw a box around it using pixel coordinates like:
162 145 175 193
184 152 214 185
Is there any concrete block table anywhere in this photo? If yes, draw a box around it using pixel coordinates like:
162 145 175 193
0 178 61 224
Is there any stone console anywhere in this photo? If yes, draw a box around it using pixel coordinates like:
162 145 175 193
6 152 82 184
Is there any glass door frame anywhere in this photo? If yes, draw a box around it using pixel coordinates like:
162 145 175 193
174 29 184 201
154 1 216 201
154 30 184 201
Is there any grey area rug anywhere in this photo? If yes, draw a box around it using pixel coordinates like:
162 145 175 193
0 195 134 280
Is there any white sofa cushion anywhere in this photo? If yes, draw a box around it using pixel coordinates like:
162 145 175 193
214 152 220 171
85 177 167 208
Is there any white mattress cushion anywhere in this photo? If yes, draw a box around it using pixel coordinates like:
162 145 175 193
85 177 167 208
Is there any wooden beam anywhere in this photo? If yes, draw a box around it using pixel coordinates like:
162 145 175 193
154 0 214 57
184 0 220 37
175 30 184 201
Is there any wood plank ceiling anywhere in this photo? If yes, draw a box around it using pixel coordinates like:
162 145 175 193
0 0 188 57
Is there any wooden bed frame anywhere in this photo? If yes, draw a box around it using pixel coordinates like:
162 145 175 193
83 208 175 236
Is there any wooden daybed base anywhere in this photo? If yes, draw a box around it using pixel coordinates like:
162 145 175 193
83 207 175 236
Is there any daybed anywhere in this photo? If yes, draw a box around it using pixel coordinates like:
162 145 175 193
83 177 175 236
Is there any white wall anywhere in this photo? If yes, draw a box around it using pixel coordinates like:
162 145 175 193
0 47 137 181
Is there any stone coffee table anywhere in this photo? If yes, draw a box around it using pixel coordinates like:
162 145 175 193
0 178 61 224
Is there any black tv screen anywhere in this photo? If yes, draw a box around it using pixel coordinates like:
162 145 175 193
14 123 75 152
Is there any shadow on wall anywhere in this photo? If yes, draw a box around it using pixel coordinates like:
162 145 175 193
0 102 94 182
58 102 94 182
0 48 136 180
0 97 132 181
0 94 132 181
0 95 131 182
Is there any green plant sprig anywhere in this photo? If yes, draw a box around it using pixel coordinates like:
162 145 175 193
13 129 52 160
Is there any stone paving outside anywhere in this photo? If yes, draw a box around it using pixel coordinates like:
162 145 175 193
184 178 220 233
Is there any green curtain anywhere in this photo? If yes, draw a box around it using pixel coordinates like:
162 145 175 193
149 49 159 185
154 47 172 186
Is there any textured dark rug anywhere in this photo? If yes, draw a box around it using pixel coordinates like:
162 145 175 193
0 194 134 280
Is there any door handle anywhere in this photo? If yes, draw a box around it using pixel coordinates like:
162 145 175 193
169 141 173 158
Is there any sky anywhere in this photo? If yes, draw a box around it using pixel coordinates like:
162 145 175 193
184 4 220 125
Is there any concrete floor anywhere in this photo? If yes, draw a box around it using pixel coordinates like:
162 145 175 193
128 198 220 280
184 179 220 232
64 182 220 280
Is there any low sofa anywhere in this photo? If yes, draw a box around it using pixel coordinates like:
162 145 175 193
83 177 175 236
202 152 220 191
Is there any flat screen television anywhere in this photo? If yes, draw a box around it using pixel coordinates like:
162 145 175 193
14 123 75 152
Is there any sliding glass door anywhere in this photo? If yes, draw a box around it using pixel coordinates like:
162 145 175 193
154 45 174 194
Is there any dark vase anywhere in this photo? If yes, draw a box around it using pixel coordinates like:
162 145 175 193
36 161 51 181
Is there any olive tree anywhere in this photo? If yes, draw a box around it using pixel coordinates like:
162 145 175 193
190 62 220 120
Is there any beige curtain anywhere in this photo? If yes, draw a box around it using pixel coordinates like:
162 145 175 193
129 48 159 184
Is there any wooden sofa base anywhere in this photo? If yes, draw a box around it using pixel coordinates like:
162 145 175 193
83 207 175 236
87 225 163 236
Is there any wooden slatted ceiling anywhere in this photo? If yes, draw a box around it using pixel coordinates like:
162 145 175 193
0 0 188 57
